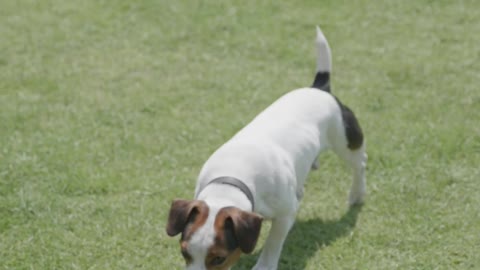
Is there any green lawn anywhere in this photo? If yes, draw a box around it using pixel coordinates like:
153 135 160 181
1 1 479 269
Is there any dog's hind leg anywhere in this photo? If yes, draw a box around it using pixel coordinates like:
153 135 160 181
313 25 367 205
346 145 367 206
332 142 367 206
331 102 367 206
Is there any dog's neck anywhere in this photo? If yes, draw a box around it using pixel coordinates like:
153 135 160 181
196 183 253 212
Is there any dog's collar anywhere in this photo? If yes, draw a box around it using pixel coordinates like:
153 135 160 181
203 176 254 210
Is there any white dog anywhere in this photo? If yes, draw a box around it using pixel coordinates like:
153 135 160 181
166 26 367 270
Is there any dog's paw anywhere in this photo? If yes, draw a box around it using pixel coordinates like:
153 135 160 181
348 189 366 206
348 187 367 206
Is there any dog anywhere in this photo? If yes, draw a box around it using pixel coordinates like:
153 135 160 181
166 26 367 270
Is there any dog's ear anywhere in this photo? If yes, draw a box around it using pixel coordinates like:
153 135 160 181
166 199 208 237
217 207 263 254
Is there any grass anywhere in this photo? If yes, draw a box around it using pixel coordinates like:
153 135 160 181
1 0 479 269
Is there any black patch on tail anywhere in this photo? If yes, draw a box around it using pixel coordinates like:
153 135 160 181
312 72 331 92
334 97 364 150
311 71 363 149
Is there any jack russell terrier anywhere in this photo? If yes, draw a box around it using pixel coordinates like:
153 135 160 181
166 26 367 270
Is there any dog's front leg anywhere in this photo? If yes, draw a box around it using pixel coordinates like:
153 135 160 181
252 215 296 270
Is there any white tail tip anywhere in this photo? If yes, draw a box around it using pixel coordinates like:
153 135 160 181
316 25 327 43
315 25 332 72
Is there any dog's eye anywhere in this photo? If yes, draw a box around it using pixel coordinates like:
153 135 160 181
210 256 226 266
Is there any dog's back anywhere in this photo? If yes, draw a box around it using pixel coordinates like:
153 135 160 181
195 27 353 218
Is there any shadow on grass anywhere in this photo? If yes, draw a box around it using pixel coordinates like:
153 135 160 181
235 205 363 270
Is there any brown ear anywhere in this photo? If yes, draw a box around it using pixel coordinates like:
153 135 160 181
217 207 263 254
166 199 208 237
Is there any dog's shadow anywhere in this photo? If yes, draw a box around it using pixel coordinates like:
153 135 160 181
235 205 363 270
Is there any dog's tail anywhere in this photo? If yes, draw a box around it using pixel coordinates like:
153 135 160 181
311 26 332 92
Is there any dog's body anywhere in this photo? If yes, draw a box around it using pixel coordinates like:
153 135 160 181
167 27 367 270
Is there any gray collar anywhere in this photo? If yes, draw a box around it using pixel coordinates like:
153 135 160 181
203 176 254 210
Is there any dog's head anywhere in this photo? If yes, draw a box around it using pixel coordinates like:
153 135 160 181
166 199 263 270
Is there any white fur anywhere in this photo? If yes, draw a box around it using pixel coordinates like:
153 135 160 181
186 26 367 270
315 25 331 73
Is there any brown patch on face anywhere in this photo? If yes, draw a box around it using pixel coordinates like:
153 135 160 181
165 199 209 265
166 199 209 237
205 248 242 270
203 207 263 269
217 207 263 253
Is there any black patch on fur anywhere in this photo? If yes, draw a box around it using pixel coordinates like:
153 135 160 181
311 71 362 149
312 72 331 92
334 97 364 150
